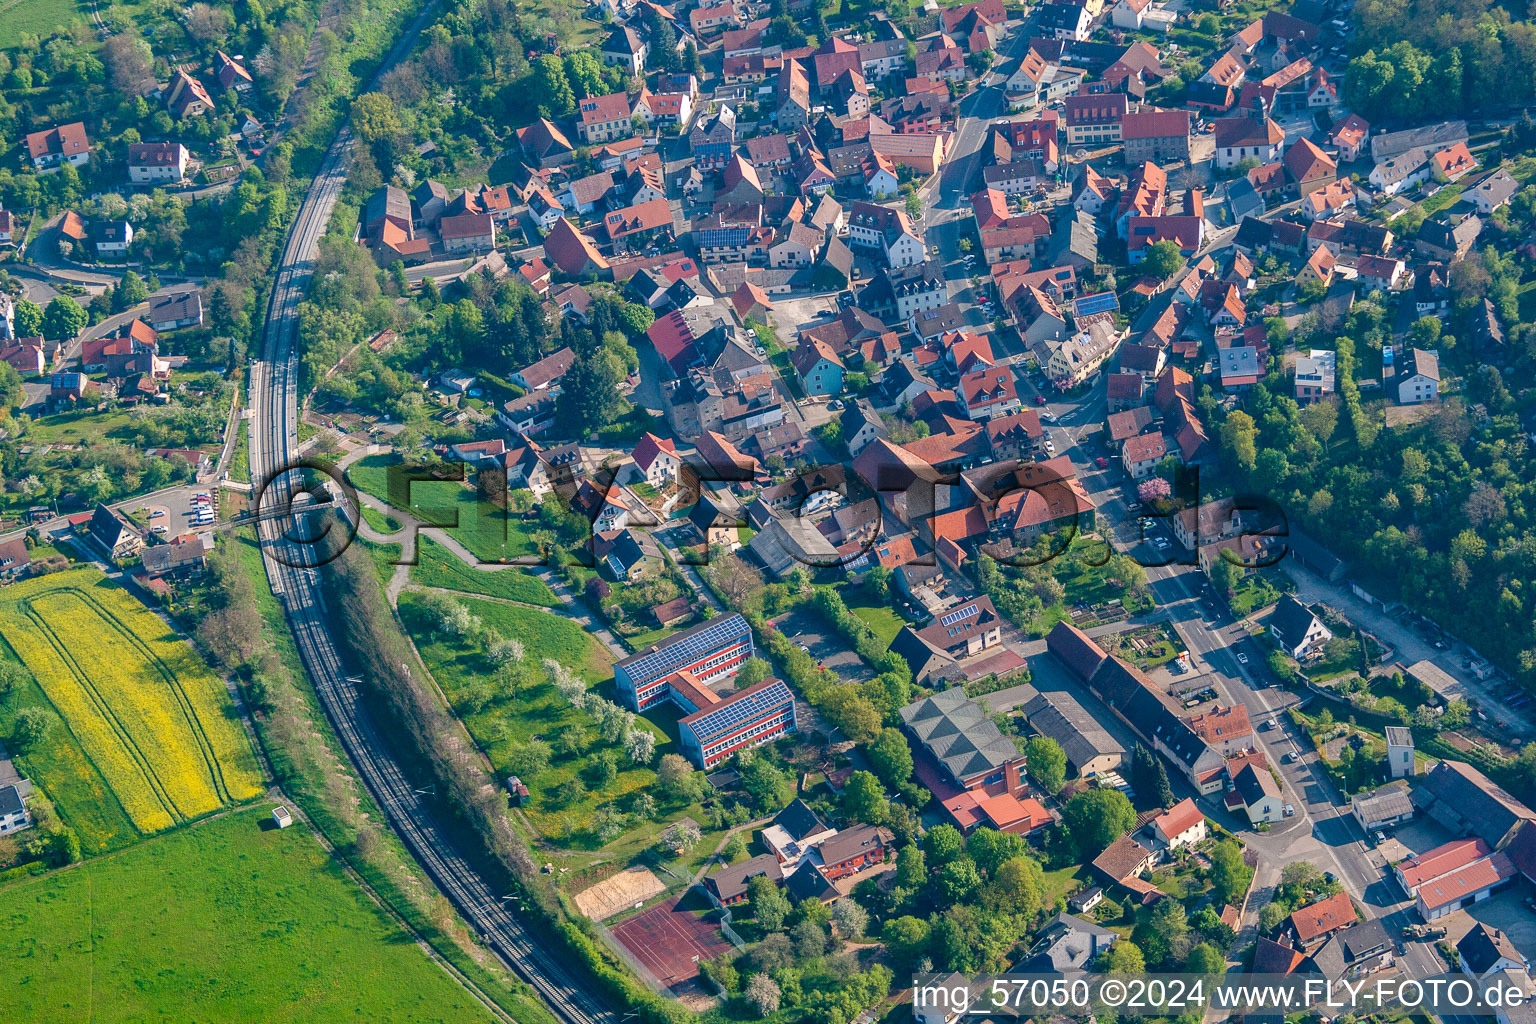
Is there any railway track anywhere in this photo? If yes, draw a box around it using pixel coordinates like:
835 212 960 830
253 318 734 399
246 23 616 1024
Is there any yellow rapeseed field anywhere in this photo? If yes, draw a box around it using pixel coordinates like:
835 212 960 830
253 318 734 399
0 570 263 834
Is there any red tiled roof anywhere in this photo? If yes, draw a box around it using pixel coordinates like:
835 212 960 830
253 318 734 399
1152 798 1204 840
1290 892 1355 943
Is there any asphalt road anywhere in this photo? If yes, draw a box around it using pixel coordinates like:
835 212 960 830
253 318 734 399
1034 365 1448 979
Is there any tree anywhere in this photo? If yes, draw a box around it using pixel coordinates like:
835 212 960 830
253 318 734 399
41 297 88 341
905 192 923 222
749 873 791 930
114 270 149 310
530 55 576 119
936 857 982 902
1210 839 1253 906
1297 276 1327 305
924 823 965 865
1129 745 1174 808
657 753 693 789
11 707 50 751
1220 409 1258 473
734 657 770 689
868 727 914 788
1024 735 1067 794
1187 942 1226 975
1101 939 1146 974
746 973 781 1014
1143 240 1187 280
658 820 701 854
1062 788 1137 857
13 299 43 338
987 855 1044 917
834 898 869 939
559 349 625 435
1138 477 1171 503
351 91 404 144
882 916 931 967
739 753 792 811
843 770 890 824
617 302 655 337
1210 553 1241 597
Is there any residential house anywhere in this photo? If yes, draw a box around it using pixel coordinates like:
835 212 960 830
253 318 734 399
959 365 1020 420
1331 113 1370 162
1149 798 1208 852
1397 347 1439 405
690 105 738 169
441 213 496 254
1213 113 1285 170
1457 924 1530 980
791 338 845 396
127 142 189 184
1063 94 1129 148
1472 171 1519 215
166 71 214 118
577 93 633 145
859 261 947 322
1291 892 1358 948
847 201 924 268
1120 109 1191 163
1232 762 1283 824
1121 432 1167 479
601 26 648 74
1294 348 1336 404
147 291 203 331
91 220 134 258
27 123 91 171
1268 595 1332 660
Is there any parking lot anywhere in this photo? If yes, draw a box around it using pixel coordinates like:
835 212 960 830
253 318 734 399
767 607 873 685
122 486 218 540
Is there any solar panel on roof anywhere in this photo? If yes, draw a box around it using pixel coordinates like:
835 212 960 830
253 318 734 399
1073 291 1119 317
688 681 794 742
940 603 979 627
616 613 751 687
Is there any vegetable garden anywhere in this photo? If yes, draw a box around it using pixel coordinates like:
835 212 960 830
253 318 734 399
0 571 263 839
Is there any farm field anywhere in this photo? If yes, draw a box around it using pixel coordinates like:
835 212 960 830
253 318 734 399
0 570 263 848
0 806 497 1023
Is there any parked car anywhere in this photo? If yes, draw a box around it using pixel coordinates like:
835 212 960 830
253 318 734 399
1236 651 1249 665
1375 831 1388 845
1095 456 1109 469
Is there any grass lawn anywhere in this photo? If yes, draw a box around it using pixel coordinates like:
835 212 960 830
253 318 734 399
360 504 401 534
0 806 497 1023
229 419 250 484
21 408 135 446
839 581 906 646
344 456 538 563
410 537 560 607
0 0 87 43
399 594 730 868
1419 182 1467 218
1040 864 1085 905
1230 571 1284 616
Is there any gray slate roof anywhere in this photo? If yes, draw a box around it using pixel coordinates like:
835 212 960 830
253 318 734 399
899 687 1020 782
